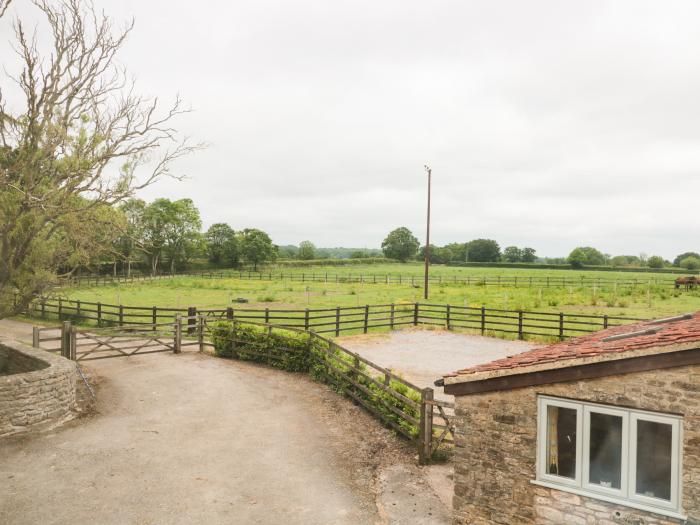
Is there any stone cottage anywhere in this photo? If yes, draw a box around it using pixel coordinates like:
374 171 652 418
443 312 700 525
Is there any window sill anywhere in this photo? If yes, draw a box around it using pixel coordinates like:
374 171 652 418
530 480 687 521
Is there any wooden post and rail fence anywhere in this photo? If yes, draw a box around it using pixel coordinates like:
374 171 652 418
32 313 453 463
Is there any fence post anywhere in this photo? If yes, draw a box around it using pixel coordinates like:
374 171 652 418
152 306 157 331
226 307 234 320
118 304 124 326
174 315 182 354
61 321 71 359
187 306 197 335
419 388 434 465
363 305 370 334
41 299 46 319
335 307 341 337
76 300 81 320
96 302 102 327
198 315 204 353
603 315 609 330
32 326 40 348
304 309 310 331
265 308 270 324
58 297 63 319
70 326 77 361
481 306 486 335
390 304 395 330
518 311 524 340
446 304 451 330
559 312 564 341
413 303 419 326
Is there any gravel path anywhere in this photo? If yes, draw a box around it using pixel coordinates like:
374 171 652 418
0 319 451 524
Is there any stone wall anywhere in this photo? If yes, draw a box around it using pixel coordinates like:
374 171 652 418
0 338 77 437
453 364 700 525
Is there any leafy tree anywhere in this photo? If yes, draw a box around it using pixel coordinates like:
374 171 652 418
350 250 370 259
444 242 468 262
381 227 419 262
674 252 700 267
277 245 298 259
239 229 276 270
502 246 523 263
116 199 147 276
206 223 238 266
465 239 501 262
298 241 316 260
680 256 700 271
567 247 606 268
646 255 665 269
0 0 200 318
418 245 453 264
521 247 537 263
611 255 641 267
142 199 202 275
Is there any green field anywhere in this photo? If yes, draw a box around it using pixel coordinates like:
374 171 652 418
61 264 700 320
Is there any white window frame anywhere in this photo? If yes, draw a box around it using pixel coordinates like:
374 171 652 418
537 397 582 488
629 412 681 512
582 404 629 499
534 396 684 519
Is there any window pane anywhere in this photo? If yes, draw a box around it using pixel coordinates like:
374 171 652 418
588 412 623 489
636 420 673 501
547 406 577 479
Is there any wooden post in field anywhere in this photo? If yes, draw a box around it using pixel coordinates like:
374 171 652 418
198 315 204 352
76 300 81 320
97 303 102 327
265 308 270 324
152 306 157 331
603 315 609 329
174 315 182 354
390 304 395 330
518 311 524 340
419 388 434 465
363 305 369 334
413 303 419 326
118 304 124 326
32 326 40 348
446 304 451 330
70 326 77 361
481 306 486 335
226 307 234 320
559 312 564 341
335 307 341 337
304 309 310 331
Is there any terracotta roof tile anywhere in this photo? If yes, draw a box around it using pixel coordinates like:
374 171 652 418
448 311 700 378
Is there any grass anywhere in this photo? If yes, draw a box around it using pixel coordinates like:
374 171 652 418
60 264 700 321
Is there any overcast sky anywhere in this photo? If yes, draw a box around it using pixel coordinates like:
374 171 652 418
3 1 700 258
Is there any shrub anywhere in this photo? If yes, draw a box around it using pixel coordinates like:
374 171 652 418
212 320 421 438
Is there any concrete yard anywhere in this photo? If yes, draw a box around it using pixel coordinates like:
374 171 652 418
338 327 536 399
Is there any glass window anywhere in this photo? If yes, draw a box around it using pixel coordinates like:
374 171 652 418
537 396 682 517
547 405 578 479
588 412 623 489
635 419 673 501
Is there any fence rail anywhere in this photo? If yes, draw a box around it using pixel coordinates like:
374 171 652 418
29 298 646 342
60 270 684 290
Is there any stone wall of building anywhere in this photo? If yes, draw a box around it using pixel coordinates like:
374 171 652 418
0 338 77 437
453 364 700 525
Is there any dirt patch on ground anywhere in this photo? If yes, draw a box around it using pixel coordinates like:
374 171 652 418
0 345 450 524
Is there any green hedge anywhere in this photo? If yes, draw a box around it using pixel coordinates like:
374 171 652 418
273 257 395 267
211 321 420 438
449 262 695 275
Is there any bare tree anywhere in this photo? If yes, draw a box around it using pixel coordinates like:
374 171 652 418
0 0 202 318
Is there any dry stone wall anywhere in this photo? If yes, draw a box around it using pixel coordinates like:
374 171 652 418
0 338 76 437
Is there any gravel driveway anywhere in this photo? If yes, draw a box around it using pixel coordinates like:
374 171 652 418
0 319 451 525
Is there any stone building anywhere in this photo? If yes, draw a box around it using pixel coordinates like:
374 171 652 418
443 312 700 524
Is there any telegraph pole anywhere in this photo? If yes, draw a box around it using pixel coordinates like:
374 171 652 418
424 165 432 300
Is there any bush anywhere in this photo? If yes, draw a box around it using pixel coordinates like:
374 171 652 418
680 256 700 271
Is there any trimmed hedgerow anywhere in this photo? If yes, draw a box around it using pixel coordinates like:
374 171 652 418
211 320 421 438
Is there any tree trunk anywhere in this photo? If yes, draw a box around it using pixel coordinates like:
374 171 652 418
127 259 131 277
